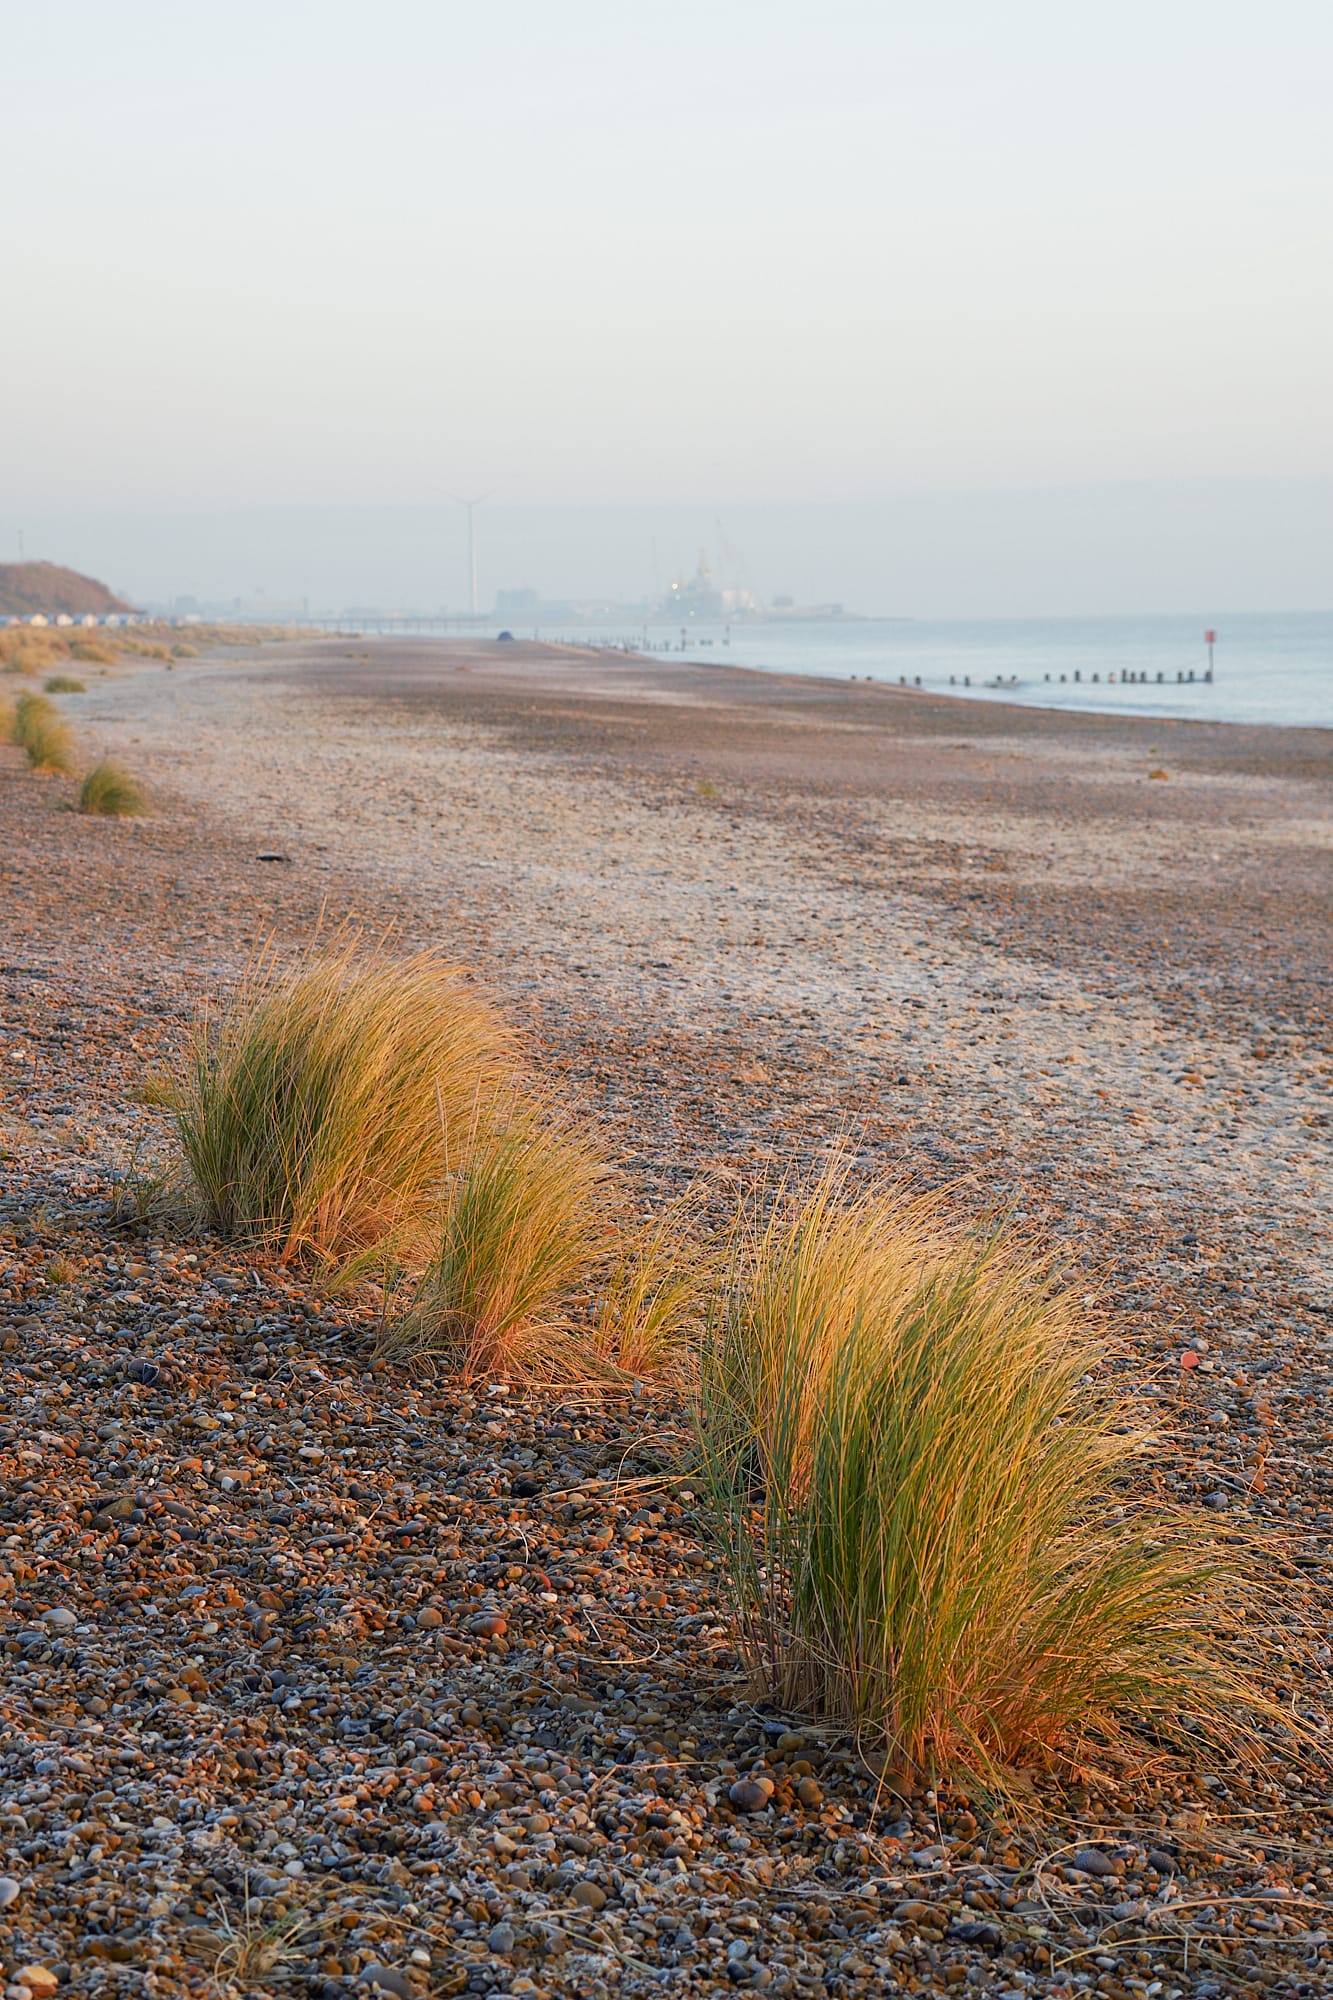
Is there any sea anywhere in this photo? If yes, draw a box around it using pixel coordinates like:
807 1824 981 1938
513 611 1332 730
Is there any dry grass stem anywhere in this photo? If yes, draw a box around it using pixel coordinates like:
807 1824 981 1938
593 1191 714 1380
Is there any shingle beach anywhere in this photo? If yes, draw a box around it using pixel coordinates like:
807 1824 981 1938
2 638 1330 1999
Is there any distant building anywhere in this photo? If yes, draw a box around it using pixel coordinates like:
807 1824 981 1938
495 587 540 617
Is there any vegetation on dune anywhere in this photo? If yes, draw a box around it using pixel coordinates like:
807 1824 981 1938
44 673 86 694
69 639 118 664
0 628 59 676
171 942 517 1262
79 760 147 817
11 691 75 773
695 1163 1277 1785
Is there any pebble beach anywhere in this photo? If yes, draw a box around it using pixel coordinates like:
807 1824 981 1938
2 636 1331 2000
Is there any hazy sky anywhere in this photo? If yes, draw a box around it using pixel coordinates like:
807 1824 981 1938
4 2 1332 609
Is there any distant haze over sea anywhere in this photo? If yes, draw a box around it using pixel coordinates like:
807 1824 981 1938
3 479 1331 624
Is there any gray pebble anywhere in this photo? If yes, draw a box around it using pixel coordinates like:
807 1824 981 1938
0 1877 21 1910
1071 1847 1116 1878
358 1968 415 2000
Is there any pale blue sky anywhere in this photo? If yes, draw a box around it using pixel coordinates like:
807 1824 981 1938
3 2 1331 608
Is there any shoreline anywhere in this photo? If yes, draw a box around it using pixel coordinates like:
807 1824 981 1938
602 637 1333 737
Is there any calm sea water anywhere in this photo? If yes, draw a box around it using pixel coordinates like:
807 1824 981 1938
523 612 1332 729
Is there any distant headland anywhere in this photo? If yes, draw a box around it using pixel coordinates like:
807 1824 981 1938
0 561 134 619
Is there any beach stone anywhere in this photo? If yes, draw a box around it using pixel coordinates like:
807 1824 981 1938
358 1968 415 1999
469 1611 507 1638
0 1877 21 1909
728 1776 776 1814
1148 1848 1179 1874
1071 1847 1116 1877
487 1921 515 1955
41 1606 76 1630
795 1775 823 1809
15 1974 58 2000
570 1881 607 1909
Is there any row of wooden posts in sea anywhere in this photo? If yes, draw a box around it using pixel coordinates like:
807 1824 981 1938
936 667 1215 690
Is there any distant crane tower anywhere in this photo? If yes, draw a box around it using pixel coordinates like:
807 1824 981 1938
455 496 487 618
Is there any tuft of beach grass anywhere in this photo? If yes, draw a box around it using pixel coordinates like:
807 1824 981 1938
170 939 517 1262
695 1159 1286 1788
11 691 75 774
385 1100 618 1382
79 760 147 817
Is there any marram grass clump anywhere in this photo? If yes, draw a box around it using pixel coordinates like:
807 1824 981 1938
11 692 75 774
79 761 146 817
44 673 86 694
171 942 517 1261
696 1163 1280 1787
385 1104 618 1381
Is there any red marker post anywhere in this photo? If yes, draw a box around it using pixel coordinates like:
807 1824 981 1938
1204 628 1216 679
